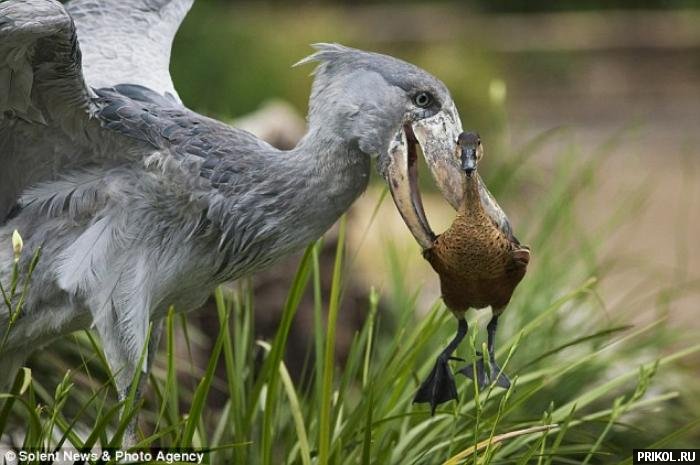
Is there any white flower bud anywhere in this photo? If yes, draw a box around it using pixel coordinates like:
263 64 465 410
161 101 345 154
12 229 23 262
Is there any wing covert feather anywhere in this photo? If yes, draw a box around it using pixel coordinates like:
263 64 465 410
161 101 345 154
0 0 94 220
67 0 194 99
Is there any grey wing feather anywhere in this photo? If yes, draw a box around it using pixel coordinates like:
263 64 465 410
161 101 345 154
0 0 195 367
54 209 153 365
0 0 94 219
0 0 91 125
92 85 280 255
92 85 275 168
66 0 194 100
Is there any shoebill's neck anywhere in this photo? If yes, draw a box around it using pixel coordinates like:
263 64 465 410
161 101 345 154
279 120 371 241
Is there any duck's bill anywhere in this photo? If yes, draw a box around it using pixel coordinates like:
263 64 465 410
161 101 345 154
385 105 466 249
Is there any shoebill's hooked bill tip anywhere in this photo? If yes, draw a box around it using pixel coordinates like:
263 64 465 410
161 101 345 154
384 103 466 249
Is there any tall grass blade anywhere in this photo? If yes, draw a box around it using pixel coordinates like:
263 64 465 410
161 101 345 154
318 216 347 465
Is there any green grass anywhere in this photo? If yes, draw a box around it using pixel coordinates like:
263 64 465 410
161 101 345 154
1 130 699 464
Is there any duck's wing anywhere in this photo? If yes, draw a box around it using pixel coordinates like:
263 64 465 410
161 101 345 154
0 0 95 220
475 173 520 244
66 0 194 100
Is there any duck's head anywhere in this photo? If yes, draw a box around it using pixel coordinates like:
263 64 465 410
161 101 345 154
457 132 483 177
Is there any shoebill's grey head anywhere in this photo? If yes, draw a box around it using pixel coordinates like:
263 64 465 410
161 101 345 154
297 44 466 249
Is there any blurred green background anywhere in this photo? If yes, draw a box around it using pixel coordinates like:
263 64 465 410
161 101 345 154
170 0 700 323
11 0 698 462
174 0 700 437
167 0 700 454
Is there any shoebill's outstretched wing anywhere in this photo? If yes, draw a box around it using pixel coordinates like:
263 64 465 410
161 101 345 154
0 0 196 222
66 0 194 100
0 0 95 220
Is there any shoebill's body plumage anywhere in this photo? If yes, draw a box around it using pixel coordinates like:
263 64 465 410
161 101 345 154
0 0 504 426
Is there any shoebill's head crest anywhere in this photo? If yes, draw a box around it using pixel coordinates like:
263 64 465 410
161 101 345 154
296 43 467 248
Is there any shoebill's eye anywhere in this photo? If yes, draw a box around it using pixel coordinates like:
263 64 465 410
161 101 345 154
413 92 433 108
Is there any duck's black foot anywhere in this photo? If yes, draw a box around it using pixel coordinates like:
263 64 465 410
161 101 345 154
414 318 469 414
413 355 461 415
458 356 487 389
458 357 511 390
459 315 511 390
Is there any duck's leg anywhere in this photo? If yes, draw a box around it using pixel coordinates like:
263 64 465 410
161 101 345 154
459 314 511 390
414 317 468 415
484 314 512 389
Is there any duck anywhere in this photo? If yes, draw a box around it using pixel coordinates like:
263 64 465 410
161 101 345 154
414 132 530 414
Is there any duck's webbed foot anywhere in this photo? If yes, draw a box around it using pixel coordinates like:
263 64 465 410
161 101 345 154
413 318 468 415
458 354 511 390
413 354 460 414
458 314 511 390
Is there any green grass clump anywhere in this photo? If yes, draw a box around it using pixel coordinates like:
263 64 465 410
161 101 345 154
1 130 698 464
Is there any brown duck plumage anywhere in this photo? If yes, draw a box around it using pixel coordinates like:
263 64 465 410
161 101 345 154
423 170 530 315
413 132 530 414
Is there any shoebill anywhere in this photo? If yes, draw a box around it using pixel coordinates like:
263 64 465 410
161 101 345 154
0 0 496 441
416 132 531 414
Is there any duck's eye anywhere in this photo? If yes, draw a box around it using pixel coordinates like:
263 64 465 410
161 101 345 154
413 92 433 108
